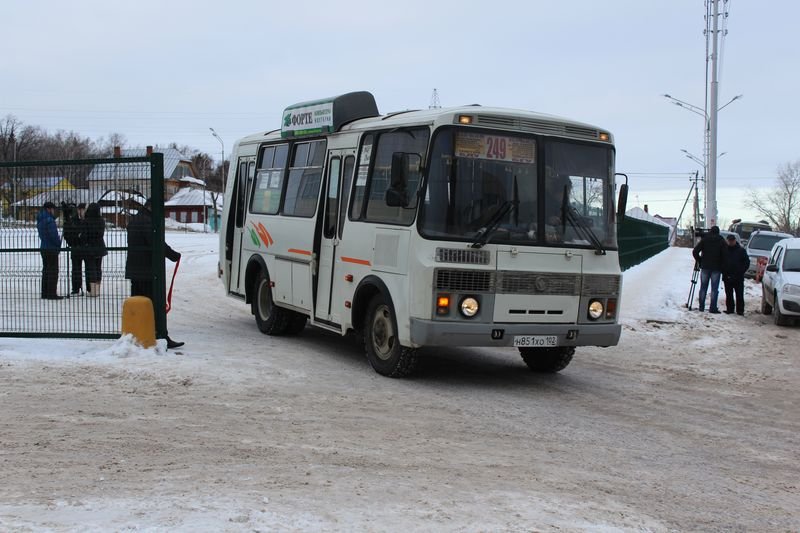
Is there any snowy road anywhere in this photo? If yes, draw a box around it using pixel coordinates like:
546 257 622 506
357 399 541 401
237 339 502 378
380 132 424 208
0 233 798 531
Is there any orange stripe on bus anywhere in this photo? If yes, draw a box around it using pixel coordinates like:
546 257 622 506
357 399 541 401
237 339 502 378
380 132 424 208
341 256 371 266
288 248 312 256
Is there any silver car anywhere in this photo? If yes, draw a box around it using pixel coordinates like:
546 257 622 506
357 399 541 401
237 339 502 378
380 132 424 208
745 229 793 277
761 237 800 326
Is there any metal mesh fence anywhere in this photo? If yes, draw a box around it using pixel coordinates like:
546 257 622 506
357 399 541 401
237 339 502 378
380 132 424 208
0 155 165 338
618 215 670 271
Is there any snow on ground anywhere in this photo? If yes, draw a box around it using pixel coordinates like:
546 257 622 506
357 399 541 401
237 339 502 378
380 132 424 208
0 233 798 532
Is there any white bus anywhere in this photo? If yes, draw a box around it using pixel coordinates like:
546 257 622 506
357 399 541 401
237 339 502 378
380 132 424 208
220 91 627 377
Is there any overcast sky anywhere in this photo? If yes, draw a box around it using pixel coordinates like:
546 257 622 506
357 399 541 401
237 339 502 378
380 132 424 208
2 0 798 224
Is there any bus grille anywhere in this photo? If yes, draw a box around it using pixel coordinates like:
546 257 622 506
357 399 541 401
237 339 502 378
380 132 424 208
582 274 621 296
498 271 580 295
435 248 491 265
435 269 494 292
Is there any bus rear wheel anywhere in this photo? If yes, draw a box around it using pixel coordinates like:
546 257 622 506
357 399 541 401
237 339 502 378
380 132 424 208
252 270 290 335
518 346 575 373
363 294 418 377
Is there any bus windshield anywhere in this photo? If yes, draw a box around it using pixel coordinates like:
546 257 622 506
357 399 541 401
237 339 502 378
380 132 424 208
419 129 617 249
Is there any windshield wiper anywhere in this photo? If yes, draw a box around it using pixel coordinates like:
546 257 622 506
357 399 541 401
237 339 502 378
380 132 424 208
563 204 606 255
471 200 515 248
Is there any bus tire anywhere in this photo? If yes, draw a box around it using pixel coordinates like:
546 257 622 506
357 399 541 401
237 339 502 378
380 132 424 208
285 312 307 335
518 346 575 373
252 270 290 335
363 294 418 377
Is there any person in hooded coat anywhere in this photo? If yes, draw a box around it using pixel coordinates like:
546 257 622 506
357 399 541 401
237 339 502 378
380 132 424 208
82 202 108 296
125 198 183 349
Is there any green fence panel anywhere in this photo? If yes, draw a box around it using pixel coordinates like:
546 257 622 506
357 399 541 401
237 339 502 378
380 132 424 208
0 155 166 339
617 216 670 271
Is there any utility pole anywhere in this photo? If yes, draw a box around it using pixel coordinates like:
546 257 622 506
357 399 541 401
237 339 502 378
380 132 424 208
693 171 702 234
707 0 721 228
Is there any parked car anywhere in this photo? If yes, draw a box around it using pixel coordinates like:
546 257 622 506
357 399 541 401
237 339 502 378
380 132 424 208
745 229 793 277
728 220 771 246
761 237 800 326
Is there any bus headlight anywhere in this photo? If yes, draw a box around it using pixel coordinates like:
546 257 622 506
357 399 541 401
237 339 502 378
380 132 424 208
588 299 604 320
460 297 479 318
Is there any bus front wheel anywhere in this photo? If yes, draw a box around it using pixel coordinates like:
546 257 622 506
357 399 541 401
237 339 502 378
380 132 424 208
518 346 575 373
252 270 290 335
363 294 418 377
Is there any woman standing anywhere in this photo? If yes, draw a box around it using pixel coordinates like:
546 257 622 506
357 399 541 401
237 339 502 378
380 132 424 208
82 203 108 296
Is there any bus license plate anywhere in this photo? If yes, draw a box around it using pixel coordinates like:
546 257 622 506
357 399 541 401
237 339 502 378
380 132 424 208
513 335 558 348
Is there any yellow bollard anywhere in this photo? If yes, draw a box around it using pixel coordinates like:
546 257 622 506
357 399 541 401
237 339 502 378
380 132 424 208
121 296 156 348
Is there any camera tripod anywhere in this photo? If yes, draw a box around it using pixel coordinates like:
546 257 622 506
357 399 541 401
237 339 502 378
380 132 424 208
686 262 700 310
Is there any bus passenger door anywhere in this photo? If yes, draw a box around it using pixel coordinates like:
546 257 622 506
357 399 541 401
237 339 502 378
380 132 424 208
315 150 355 324
229 156 256 295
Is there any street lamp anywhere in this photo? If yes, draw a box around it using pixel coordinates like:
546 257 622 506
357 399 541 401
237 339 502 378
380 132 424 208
663 93 742 227
681 149 704 168
209 127 225 192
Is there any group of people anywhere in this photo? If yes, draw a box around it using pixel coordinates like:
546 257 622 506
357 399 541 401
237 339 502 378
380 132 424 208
37 201 107 299
36 198 183 349
62 202 108 297
692 225 750 315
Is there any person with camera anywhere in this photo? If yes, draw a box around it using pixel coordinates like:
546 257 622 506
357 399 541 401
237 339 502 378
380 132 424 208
692 225 727 314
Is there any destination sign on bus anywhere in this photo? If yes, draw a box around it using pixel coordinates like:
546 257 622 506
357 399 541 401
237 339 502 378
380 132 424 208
455 132 535 163
282 102 334 138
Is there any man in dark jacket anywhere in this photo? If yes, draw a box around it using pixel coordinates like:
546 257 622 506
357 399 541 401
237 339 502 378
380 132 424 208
63 202 86 295
692 225 727 313
125 198 183 349
37 201 63 300
723 234 749 315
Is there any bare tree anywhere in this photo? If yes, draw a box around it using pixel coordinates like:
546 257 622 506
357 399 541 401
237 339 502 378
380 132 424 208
94 133 128 157
745 161 800 235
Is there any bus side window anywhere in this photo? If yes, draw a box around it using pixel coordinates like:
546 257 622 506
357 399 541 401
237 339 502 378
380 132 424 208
351 135 373 220
235 161 248 228
362 128 429 225
251 144 288 215
324 157 341 238
283 140 326 217
339 156 355 239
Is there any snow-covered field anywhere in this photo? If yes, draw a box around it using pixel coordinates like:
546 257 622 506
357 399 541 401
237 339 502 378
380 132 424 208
1 232 797 532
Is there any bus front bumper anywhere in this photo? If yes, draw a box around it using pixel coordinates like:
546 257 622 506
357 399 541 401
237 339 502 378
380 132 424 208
409 319 621 348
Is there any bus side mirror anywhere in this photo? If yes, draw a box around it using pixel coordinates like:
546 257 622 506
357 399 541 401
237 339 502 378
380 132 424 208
615 173 628 223
385 188 407 207
386 152 409 207
766 264 778 272
386 152 420 208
